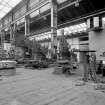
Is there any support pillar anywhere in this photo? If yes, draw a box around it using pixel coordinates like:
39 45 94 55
81 52 88 82
1 30 5 59
25 15 30 58
50 0 57 58
10 24 16 45
25 16 30 37
9 24 16 59
25 0 30 36
25 0 30 57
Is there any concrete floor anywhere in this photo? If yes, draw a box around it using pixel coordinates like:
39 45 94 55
0 68 105 105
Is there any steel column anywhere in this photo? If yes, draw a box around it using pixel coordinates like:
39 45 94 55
50 0 58 57
10 24 16 45
1 30 5 59
25 15 30 36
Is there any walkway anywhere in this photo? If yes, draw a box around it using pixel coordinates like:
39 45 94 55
0 68 105 105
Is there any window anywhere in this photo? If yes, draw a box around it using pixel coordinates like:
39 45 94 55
0 0 22 19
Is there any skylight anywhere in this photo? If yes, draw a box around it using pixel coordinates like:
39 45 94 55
0 0 22 19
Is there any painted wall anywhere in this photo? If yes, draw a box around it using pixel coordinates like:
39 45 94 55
89 29 105 61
